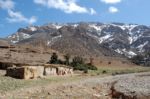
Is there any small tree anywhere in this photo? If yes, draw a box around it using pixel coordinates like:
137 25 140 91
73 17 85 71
89 57 94 65
131 55 144 65
144 52 150 66
71 56 84 67
64 54 70 65
86 57 97 70
49 53 58 64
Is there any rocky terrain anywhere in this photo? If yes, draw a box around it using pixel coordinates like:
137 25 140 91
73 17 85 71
1 72 150 99
6 22 150 58
111 73 150 99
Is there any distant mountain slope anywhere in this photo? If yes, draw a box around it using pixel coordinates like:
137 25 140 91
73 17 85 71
0 39 9 46
6 22 150 58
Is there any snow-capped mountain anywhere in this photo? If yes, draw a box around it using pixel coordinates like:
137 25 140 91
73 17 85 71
6 22 150 58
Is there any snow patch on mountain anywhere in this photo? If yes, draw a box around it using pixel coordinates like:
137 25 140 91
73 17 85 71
128 37 133 44
125 24 138 31
52 24 63 29
127 51 137 56
71 24 78 28
10 40 18 44
137 41 149 52
110 24 138 31
47 35 62 45
21 33 31 39
133 33 143 42
115 48 137 58
8 35 15 39
99 34 112 44
8 32 32 44
89 24 102 32
122 49 137 58
115 49 123 54
29 27 37 31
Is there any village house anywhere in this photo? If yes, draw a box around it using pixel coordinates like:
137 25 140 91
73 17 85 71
44 64 73 76
6 64 73 79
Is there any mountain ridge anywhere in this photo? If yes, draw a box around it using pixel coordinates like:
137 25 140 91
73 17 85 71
5 22 150 58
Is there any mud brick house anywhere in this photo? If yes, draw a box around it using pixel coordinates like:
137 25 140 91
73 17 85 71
44 64 73 76
6 66 44 79
6 64 73 79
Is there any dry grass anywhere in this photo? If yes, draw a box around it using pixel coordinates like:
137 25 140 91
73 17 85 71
0 74 83 94
89 65 150 76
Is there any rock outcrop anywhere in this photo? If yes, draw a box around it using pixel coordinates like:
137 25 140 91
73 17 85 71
110 73 150 99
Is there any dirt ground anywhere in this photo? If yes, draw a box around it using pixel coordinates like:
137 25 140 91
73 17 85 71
0 72 150 99
0 45 56 65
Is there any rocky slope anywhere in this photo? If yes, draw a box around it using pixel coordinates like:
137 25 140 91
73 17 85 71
6 22 150 58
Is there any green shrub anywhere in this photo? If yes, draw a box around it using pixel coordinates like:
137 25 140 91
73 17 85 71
73 64 87 70
71 57 97 72
49 54 97 72
131 55 144 65
71 56 84 66
102 70 107 74
86 63 97 70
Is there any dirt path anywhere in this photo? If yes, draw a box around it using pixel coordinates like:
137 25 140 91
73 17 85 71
1 72 150 99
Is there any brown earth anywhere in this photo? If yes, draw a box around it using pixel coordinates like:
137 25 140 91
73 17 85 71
0 45 134 68
0 45 58 65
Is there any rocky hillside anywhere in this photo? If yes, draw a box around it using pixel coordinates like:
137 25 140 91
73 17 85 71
6 22 150 58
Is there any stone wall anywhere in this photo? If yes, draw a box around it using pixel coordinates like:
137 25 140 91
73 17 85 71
57 67 73 75
44 67 57 76
44 64 73 76
24 67 38 79
6 66 38 79
36 66 44 77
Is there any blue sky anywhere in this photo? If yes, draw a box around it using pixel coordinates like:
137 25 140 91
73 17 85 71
0 0 150 37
